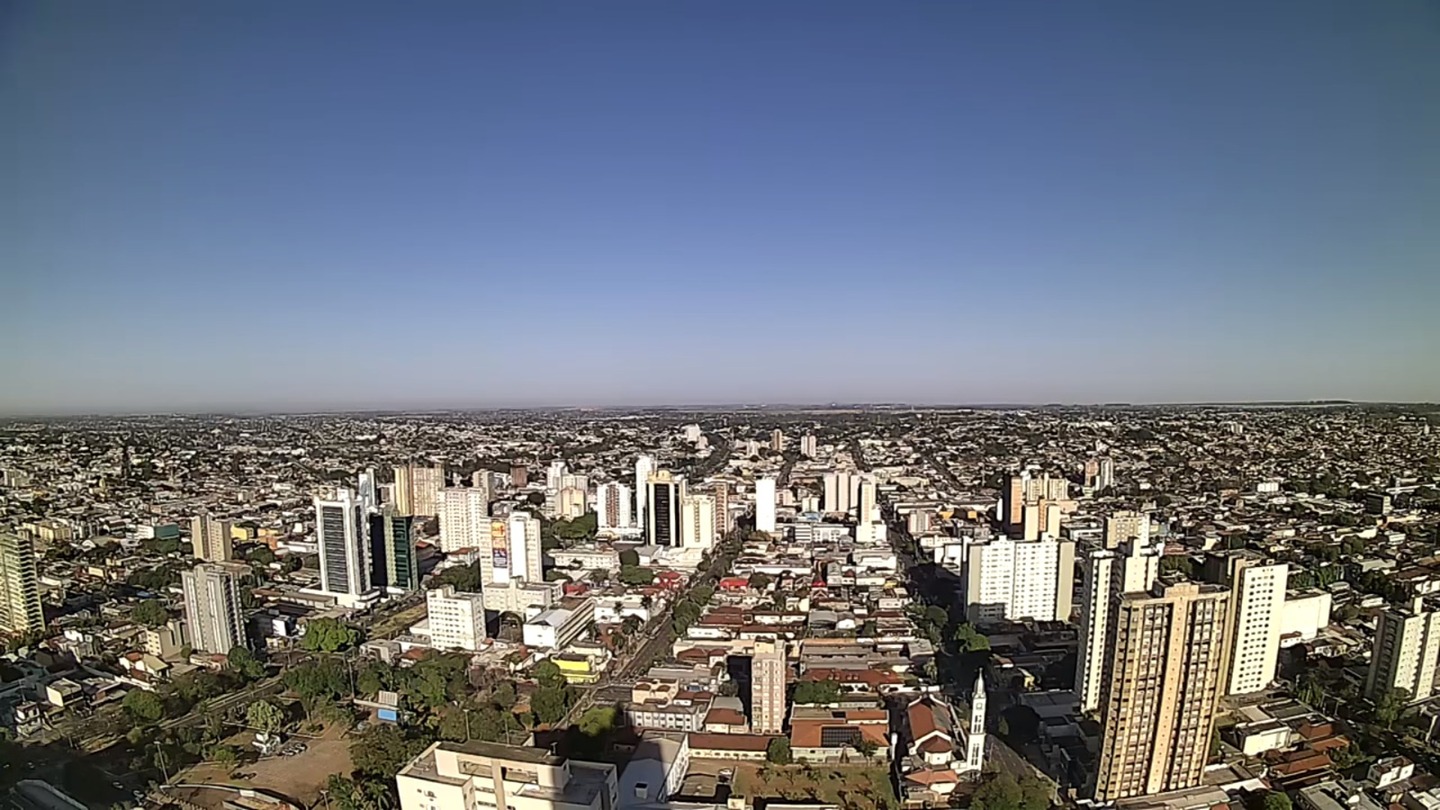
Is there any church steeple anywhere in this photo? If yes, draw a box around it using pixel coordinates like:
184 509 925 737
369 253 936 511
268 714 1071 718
965 670 987 773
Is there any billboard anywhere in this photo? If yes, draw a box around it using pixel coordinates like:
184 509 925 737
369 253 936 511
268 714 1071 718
490 519 510 573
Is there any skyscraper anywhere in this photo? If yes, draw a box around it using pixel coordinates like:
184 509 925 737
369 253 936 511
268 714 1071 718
509 462 528 489
857 475 878 523
754 477 776 534
181 561 248 655
681 494 716 550
477 513 544 591
1093 582 1231 802
710 481 730 539
1366 597 1440 703
315 488 372 605
1075 528 1162 713
439 487 490 553
646 470 682 546
190 512 234 562
635 455 655 530
1104 510 1149 550
394 464 445 517
823 471 852 515
752 639 787 734
799 434 818 459
0 533 43 635
370 507 418 591
597 482 633 530
357 468 379 511
770 429 785 453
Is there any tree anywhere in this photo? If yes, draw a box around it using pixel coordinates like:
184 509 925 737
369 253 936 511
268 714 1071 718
1297 671 1325 706
851 737 879 759
793 680 842 705
972 773 1050 810
124 690 165 724
350 725 425 778
248 547 277 566
227 646 265 681
765 737 792 765
952 623 991 653
532 659 566 689
578 706 619 738
301 617 359 653
209 745 239 767
132 600 171 628
619 565 654 586
619 549 640 567
1377 688 1410 729
247 700 286 736
1250 792 1292 810
492 681 518 711
531 687 568 725
748 572 773 591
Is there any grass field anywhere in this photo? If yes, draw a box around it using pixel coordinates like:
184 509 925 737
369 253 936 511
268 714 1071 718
733 763 898 810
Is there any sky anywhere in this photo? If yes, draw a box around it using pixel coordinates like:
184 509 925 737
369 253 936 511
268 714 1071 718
2 1 1439 414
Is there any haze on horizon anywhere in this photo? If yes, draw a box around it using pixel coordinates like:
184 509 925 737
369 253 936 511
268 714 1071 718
3 1 1439 416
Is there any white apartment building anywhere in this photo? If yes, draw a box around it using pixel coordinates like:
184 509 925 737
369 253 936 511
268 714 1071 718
752 639 787 734
439 487 491 553
523 599 595 650
1075 535 1162 713
1366 597 1440 702
0 532 43 635
396 740 618 810
823 471 853 515
1227 560 1289 695
394 464 445 517
680 494 716 550
477 514 544 605
557 487 587 520
753 478 776 534
635 455 654 530
190 513 234 562
181 561 248 655
426 586 487 651
961 535 1075 624
597 482 632 530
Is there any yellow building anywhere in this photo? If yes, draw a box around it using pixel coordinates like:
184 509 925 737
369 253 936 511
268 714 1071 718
553 654 599 684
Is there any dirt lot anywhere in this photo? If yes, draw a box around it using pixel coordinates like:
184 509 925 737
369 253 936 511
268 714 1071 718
171 722 354 809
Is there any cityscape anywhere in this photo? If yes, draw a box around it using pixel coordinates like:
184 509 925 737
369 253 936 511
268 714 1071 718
0 406 1438 810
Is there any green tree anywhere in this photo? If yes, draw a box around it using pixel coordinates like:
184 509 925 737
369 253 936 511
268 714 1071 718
952 623 991 653
247 700 286 736
618 549 640 567
619 566 655 586
793 680 842 705
765 736 792 765
124 690 165 724
248 547 277 566
578 706 619 737
350 725 425 778
227 646 265 681
1251 792 1292 810
748 572 772 590
301 618 359 653
209 744 239 767
132 600 171 628
492 682 518 711
972 773 1050 810
851 737 879 759
1297 672 1325 706
1377 688 1410 729
532 659 566 689
531 687 568 725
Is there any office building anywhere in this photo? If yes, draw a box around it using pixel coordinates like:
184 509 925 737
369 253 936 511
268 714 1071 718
635 455 654 530
1366 597 1440 703
960 535 1075 624
1075 530 1162 713
315 488 372 605
754 477 777 534
1093 582 1231 802
597 482 632 530
181 562 248 655
396 740 617 810
426 586 487 651
680 494 716 550
770 429 785 453
752 639 787 734
439 487 490 553
190 513 234 562
646 470 683 546
800 434 818 459
394 463 445 517
1203 553 1288 695
370 507 419 591
0 533 43 635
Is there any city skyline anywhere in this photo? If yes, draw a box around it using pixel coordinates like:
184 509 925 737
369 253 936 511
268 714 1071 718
4 1 1439 414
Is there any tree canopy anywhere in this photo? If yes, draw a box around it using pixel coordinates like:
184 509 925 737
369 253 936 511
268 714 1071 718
301 617 360 652
132 599 171 628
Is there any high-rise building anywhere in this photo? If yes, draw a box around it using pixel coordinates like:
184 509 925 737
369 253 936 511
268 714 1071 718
961 535 1076 624
439 487 490 553
1104 510 1149 550
190 513 234 562
1000 470 1070 537
646 470 682 546
369 508 418 591
546 460 568 491
770 429 785 453
857 476 879 523
1097 457 1115 490
799 434 818 459
1093 582 1231 802
681 494 716 550
394 464 445 517
357 468 379 511
477 513 544 595
823 471 853 515
752 639 787 734
754 477 777 534
635 455 655 530
509 462 528 489
315 488 372 605
1075 532 1162 713
0 533 43 635
557 487 587 519
426 586 487 651
597 482 633 530
1366 597 1440 703
710 481 731 538
181 561 248 655
1203 552 1288 695
397 740 618 810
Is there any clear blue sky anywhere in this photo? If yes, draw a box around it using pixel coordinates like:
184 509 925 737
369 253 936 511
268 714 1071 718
3 1 1438 414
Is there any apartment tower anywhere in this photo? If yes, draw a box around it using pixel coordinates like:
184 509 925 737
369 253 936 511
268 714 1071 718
190 512 234 562
180 561 248 655
1366 597 1440 703
752 639 788 734
0 533 43 634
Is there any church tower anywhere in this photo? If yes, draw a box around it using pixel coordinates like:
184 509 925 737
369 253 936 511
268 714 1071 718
965 670 987 773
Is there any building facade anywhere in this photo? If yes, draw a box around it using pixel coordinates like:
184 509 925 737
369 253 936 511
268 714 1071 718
1366 597 1440 702
680 494 716 550
426 586 487 651
439 487 490 553
181 561 248 655
370 508 419 591
752 639 787 734
315 488 372 606
0 533 43 635
646 470 682 547
1075 527 1162 713
396 740 618 810
753 478 776 535
961 535 1076 624
597 482 632 530
190 513 234 562
394 463 445 517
